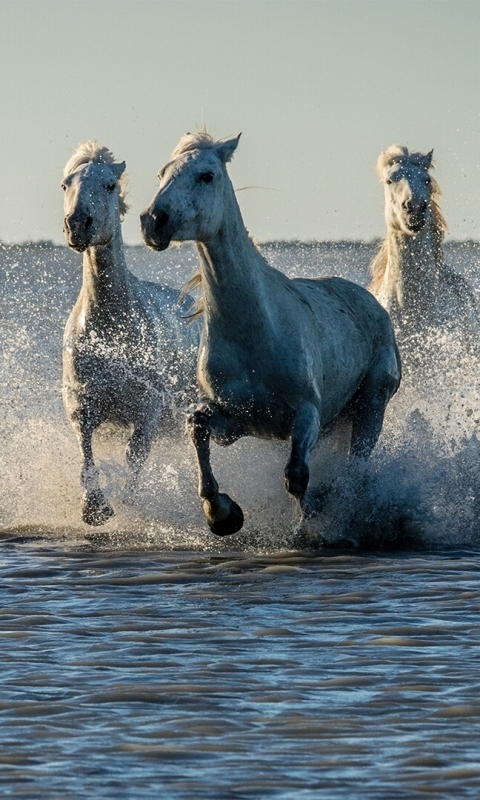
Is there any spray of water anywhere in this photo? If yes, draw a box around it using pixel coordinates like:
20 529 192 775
1 241 480 552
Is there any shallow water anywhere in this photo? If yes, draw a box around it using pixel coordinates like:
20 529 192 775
3 541 480 798
2 241 480 796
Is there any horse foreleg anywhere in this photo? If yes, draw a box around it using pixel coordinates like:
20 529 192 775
285 402 321 514
124 420 157 500
77 416 114 526
187 404 244 536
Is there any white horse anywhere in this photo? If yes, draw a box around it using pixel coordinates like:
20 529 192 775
140 132 401 536
368 145 476 334
62 141 199 526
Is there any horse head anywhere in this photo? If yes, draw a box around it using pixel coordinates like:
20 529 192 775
61 142 127 252
378 145 434 236
140 132 241 251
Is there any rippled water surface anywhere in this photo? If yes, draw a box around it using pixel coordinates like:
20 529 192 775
2 241 480 797
3 541 480 799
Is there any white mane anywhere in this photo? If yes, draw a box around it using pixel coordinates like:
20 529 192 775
376 144 436 176
63 140 129 217
369 145 447 307
171 131 236 160
139 131 401 538
176 131 261 321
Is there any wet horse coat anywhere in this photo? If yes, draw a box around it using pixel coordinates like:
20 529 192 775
141 133 401 536
368 145 476 335
62 142 199 525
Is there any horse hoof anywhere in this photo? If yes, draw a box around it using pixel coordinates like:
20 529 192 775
203 493 244 536
292 528 323 551
301 500 324 520
207 503 244 536
293 517 324 551
82 491 114 527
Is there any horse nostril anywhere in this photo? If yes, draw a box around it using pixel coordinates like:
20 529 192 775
153 211 169 229
85 216 93 229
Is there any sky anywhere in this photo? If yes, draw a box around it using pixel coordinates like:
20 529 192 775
1 0 480 244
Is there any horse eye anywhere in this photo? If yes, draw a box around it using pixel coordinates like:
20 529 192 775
107 183 116 192
425 177 431 185
199 172 214 184
386 179 392 185
61 184 67 191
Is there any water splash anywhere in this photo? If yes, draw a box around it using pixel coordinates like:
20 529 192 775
2 241 480 551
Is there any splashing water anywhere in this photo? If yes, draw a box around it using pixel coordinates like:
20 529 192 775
1 240 480 551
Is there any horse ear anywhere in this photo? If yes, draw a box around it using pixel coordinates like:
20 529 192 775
111 161 126 179
215 134 241 164
423 150 434 170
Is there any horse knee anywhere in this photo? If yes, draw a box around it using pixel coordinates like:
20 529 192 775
188 404 242 447
187 407 212 444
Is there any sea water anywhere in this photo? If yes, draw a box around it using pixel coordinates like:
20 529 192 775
1 241 480 798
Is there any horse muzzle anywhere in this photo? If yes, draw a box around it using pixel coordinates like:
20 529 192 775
406 213 426 234
63 214 93 252
403 200 427 234
140 209 172 251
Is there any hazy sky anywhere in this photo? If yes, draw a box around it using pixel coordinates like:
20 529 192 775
1 0 480 243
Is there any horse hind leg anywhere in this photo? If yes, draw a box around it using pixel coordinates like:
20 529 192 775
187 403 244 536
284 402 321 515
124 421 156 501
349 350 400 460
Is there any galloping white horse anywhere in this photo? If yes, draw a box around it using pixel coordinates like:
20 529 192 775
62 141 199 525
368 145 475 333
140 132 401 536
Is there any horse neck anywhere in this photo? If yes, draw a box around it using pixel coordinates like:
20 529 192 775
196 182 272 329
80 225 134 317
385 212 443 311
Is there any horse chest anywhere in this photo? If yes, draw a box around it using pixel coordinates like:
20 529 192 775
63 339 164 421
197 341 304 438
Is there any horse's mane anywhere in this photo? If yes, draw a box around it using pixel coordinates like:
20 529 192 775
181 231 266 323
171 129 241 160
171 131 219 158
369 145 448 304
180 271 204 322
174 134 217 320
63 140 129 217
174 131 259 321
376 144 434 175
